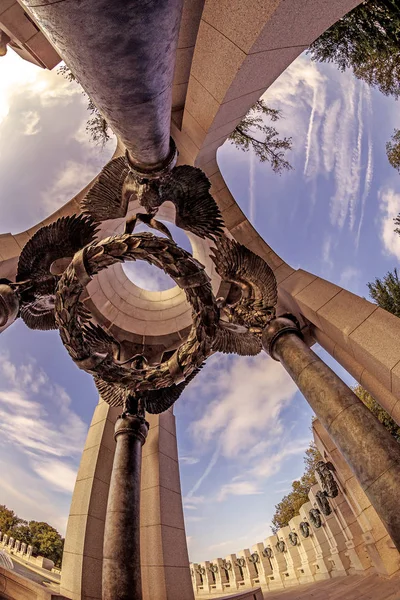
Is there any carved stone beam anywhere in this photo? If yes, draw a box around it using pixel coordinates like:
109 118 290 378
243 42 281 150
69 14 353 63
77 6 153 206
262 316 400 552
20 0 183 171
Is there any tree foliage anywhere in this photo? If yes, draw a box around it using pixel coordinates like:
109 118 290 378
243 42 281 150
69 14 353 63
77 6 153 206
368 268 400 318
0 506 64 567
0 505 21 535
386 129 400 174
271 442 321 533
353 385 400 441
58 65 112 147
28 521 64 567
228 100 293 174
308 0 400 99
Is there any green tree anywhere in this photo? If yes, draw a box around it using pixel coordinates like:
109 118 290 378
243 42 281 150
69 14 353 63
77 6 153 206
0 505 22 535
28 521 64 568
228 100 293 174
354 385 400 441
367 268 400 318
271 442 321 533
386 129 400 173
13 523 32 546
308 0 400 99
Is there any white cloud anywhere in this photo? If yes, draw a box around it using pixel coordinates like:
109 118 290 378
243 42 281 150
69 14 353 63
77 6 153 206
0 353 88 517
190 354 297 459
339 266 362 291
21 110 41 136
378 188 400 260
263 56 373 237
217 481 262 502
180 456 200 465
0 51 114 233
41 159 99 214
122 261 174 292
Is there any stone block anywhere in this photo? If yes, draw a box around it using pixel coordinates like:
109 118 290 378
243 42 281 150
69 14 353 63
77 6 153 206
294 278 341 330
185 77 220 133
84 418 116 453
190 20 245 104
174 46 195 85
280 270 318 298
360 370 398 419
181 109 207 150
76 444 114 484
64 514 104 559
80 555 103 599
143 425 178 461
141 486 185 530
224 46 304 104
164 565 195 600
202 0 279 54
0 3 37 42
350 308 400 392
317 290 377 355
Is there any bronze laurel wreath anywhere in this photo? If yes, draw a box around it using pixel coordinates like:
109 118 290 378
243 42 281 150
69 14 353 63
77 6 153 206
54 232 219 394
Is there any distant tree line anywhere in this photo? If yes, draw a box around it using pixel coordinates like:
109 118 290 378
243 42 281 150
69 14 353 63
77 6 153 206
0 505 64 567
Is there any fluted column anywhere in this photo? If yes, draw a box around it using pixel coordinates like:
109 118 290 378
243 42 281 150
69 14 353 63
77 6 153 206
103 413 149 600
262 317 400 552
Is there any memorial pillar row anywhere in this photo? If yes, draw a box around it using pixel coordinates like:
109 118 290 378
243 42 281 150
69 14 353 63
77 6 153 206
262 317 400 553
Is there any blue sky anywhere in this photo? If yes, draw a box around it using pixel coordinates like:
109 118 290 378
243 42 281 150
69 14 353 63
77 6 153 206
0 49 400 563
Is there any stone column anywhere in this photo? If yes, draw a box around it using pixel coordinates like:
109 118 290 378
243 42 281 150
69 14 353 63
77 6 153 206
61 400 193 600
102 412 149 600
308 486 348 577
263 317 400 552
264 536 286 589
251 543 272 591
291 513 320 581
313 419 400 577
224 554 242 592
20 0 183 168
275 532 298 587
236 550 255 588
286 519 315 584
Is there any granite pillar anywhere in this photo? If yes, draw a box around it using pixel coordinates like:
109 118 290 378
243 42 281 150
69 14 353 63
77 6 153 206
263 317 400 552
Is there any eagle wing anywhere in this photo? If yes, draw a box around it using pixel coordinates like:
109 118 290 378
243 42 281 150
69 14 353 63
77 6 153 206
17 214 98 283
213 324 262 356
81 156 130 222
81 321 121 355
94 376 129 407
159 166 224 240
211 236 278 308
94 367 203 413
142 366 203 414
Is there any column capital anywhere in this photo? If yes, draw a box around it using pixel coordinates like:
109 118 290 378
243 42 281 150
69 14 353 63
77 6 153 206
262 316 302 360
114 413 149 445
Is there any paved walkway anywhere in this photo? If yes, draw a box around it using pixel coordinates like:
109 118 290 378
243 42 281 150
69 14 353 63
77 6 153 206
263 574 400 599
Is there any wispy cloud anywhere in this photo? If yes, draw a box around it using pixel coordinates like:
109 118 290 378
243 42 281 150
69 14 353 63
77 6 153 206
217 480 262 502
189 355 297 459
180 456 200 466
263 56 373 240
378 188 400 260
186 445 221 499
0 353 88 530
